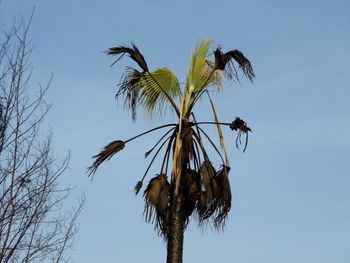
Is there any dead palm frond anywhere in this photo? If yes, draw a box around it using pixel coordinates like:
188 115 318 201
214 47 255 81
89 124 177 181
200 161 216 188
213 166 231 228
183 169 200 217
143 174 170 236
197 160 217 219
117 66 143 120
88 140 125 177
230 117 252 152
194 162 232 226
107 43 148 72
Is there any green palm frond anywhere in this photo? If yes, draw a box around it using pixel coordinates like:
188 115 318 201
109 44 181 120
116 67 181 120
184 39 218 117
137 67 181 118
186 39 212 95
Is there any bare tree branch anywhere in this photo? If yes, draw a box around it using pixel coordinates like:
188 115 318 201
0 12 83 263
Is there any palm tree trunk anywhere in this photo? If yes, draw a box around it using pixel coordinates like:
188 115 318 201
166 193 186 263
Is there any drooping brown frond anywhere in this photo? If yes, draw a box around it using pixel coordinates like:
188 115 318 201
194 162 232 228
117 67 143 120
214 47 255 82
197 191 207 218
200 160 216 189
197 161 218 219
88 140 125 177
183 169 201 217
143 174 170 236
107 43 149 72
144 176 162 208
214 47 226 70
108 44 149 120
230 117 252 152
213 166 232 228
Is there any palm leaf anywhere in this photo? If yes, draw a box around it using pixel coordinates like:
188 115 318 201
200 160 215 195
109 44 181 119
230 117 252 152
183 40 231 117
137 67 182 118
88 140 125 177
214 47 255 81
183 169 200 217
183 39 212 115
117 66 143 120
107 43 148 72
187 39 212 92
214 166 232 228
143 174 170 236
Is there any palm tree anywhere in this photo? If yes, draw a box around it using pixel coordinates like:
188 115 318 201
88 39 254 263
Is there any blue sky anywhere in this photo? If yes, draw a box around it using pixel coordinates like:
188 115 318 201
1 0 350 262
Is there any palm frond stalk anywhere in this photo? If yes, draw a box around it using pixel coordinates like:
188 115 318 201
88 123 176 177
89 39 255 263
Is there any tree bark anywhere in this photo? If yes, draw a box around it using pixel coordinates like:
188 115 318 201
166 193 186 263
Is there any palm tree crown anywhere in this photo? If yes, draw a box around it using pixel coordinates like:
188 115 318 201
89 39 254 263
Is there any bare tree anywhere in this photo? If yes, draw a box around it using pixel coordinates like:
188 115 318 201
0 14 84 263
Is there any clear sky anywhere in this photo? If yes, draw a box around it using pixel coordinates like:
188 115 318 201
1 0 350 262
